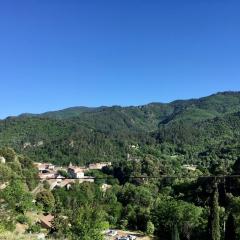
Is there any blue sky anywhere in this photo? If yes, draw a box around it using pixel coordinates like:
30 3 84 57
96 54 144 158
0 0 240 118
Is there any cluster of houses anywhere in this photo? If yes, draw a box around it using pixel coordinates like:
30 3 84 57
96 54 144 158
0 155 112 234
34 161 111 190
34 161 112 231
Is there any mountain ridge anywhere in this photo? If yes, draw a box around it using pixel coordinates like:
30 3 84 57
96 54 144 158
14 91 240 121
1 91 240 166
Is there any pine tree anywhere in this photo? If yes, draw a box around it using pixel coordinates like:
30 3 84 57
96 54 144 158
209 187 221 240
172 223 180 240
224 213 236 240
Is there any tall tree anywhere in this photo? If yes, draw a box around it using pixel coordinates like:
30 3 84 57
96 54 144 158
208 187 221 240
172 224 180 240
70 205 106 240
224 213 236 240
36 190 55 212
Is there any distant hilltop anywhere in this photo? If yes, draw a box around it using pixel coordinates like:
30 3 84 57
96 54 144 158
14 91 240 120
0 91 240 166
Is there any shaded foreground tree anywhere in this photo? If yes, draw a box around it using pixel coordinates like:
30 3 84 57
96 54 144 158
171 224 180 240
151 197 203 239
224 213 236 240
208 186 220 240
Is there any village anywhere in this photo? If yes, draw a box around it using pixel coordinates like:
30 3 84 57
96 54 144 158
34 161 112 190
32 162 152 240
31 161 112 235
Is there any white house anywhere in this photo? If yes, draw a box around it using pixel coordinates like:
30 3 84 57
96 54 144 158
68 164 85 179
88 162 111 170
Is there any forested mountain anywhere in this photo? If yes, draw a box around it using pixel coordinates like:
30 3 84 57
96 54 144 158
1 92 240 240
1 91 240 168
18 91 240 126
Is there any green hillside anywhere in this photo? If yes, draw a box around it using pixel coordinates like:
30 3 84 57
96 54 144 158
0 91 240 169
2 92 240 240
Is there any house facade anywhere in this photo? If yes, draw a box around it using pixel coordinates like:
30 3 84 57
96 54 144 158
68 164 85 179
88 162 111 170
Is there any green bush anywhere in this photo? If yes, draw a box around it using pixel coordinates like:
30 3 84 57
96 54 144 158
16 215 30 225
27 224 41 233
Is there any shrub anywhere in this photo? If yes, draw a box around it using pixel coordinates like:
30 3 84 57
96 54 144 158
27 224 41 233
16 215 30 225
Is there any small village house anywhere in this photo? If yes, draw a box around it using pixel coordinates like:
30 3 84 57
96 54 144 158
88 162 111 170
34 162 55 173
68 163 85 178
35 162 95 188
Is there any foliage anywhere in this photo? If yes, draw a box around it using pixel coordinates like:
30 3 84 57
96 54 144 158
0 147 16 162
146 221 155 235
2 92 240 239
171 224 180 240
2 180 33 213
208 188 220 240
225 213 236 240
57 169 71 178
27 224 41 233
36 190 55 212
69 206 106 240
151 196 203 239
16 214 30 225
0 92 240 171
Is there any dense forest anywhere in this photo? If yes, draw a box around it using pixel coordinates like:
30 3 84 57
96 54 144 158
1 91 240 239
0 91 240 171
1 149 240 239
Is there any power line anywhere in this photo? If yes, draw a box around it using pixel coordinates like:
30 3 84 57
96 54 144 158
1 175 240 180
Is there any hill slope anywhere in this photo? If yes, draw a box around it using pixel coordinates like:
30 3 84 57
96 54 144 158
0 91 240 166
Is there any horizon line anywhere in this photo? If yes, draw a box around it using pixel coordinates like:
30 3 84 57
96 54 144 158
1 90 239 120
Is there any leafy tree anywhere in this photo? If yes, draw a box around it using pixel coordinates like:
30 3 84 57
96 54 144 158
70 205 106 240
36 190 55 212
0 163 15 182
0 148 16 162
2 180 33 213
146 221 155 235
152 197 203 239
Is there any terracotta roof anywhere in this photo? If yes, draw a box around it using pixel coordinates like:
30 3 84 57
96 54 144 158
40 214 54 229
68 166 85 173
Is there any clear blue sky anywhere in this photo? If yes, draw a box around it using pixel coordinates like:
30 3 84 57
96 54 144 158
0 0 240 118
